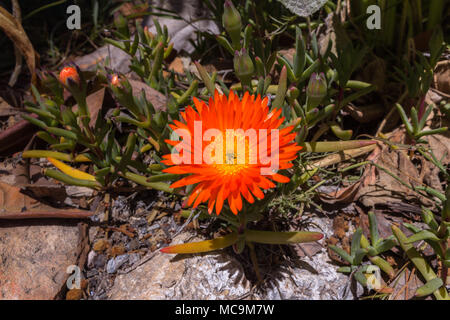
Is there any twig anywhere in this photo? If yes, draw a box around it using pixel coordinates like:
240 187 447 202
307 144 377 170
0 210 94 220
431 87 450 99
8 0 23 87
106 226 135 238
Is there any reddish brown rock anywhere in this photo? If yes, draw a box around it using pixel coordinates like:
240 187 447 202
0 221 79 299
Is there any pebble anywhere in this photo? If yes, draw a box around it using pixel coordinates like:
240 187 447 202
110 244 126 257
126 239 140 251
87 250 97 268
106 254 129 274
94 254 107 269
93 239 108 252
86 269 99 278
130 217 147 228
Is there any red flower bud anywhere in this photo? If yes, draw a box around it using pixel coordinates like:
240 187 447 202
59 66 80 86
110 74 120 87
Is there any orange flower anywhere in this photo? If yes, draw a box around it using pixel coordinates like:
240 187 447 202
161 91 302 215
110 74 120 86
59 66 80 86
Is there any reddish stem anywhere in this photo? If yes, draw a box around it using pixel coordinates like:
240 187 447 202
417 96 426 121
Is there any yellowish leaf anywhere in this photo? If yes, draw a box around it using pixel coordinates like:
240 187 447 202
47 157 96 182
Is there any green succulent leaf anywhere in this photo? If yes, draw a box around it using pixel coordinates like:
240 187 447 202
405 230 441 243
415 278 444 298
403 223 421 234
329 245 353 264
392 225 449 300
421 208 439 231
337 266 352 273
395 103 413 136
353 248 366 266
351 228 363 256
375 238 397 254
353 268 367 287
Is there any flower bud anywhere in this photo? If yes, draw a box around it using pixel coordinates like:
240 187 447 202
306 72 327 111
143 26 154 41
110 74 120 87
59 66 80 86
233 48 254 87
223 0 242 49
287 86 300 104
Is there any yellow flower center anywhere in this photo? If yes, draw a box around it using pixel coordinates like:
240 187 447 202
209 131 256 176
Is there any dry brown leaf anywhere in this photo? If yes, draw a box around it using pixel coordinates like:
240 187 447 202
128 79 167 111
357 126 450 213
168 57 185 75
319 181 362 204
0 99 18 117
359 140 433 211
72 88 105 128
0 181 92 219
0 115 37 156
433 60 450 95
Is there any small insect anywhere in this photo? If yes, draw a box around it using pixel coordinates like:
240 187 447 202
266 94 276 107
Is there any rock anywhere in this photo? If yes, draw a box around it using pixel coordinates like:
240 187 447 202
65 186 94 198
107 214 349 300
257 250 349 299
0 221 79 299
278 0 328 17
109 239 251 299
256 215 349 300
128 253 140 266
106 254 129 274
